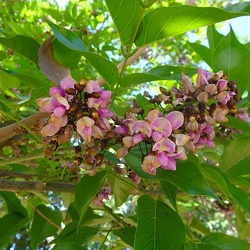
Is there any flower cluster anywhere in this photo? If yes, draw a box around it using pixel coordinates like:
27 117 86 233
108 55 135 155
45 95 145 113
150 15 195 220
37 69 249 177
37 76 113 146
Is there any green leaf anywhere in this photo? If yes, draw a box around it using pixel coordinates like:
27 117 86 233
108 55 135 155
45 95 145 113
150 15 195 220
75 171 107 226
30 204 62 250
224 157 250 177
108 173 134 207
156 161 218 200
120 65 197 88
47 20 119 85
225 116 250 135
207 25 224 54
202 233 250 250
105 0 143 45
0 191 27 216
52 221 98 246
212 28 250 93
0 50 7 61
190 218 211 236
135 195 185 250
113 227 136 247
53 243 86 250
220 136 250 172
202 164 250 213
0 213 29 248
160 180 178 211
0 35 40 64
0 69 20 90
47 20 87 52
135 4 250 46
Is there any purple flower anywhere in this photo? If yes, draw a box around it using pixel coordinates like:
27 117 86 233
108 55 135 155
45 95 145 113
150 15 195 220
150 117 172 137
49 86 66 97
60 76 77 89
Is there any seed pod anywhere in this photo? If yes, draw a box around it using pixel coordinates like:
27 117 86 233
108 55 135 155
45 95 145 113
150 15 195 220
66 88 77 95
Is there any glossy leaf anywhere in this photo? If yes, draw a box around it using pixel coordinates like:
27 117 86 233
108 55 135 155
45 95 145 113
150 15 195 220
113 227 136 247
202 164 250 213
212 28 250 93
135 195 185 250
75 171 107 226
220 136 250 172
156 161 218 199
47 20 119 85
53 243 86 250
207 25 224 54
202 233 250 250
0 35 40 64
0 50 7 61
30 204 62 250
225 116 250 135
105 0 143 45
108 173 134 207
0 213 29 248
136 4 250 46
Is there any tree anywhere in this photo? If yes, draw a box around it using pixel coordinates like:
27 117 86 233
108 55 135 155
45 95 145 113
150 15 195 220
0 0 250 249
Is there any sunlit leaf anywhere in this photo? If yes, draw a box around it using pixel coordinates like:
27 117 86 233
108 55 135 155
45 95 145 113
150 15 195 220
105 0 143 45
136 4 250 46
202 233 250 250
0 35 40 64
31 204 62 250
220 136 250 172
135 195 186 250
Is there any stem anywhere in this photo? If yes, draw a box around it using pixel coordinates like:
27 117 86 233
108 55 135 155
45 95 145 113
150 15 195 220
19 193 61 231
0 153 45 166
0 109 41 142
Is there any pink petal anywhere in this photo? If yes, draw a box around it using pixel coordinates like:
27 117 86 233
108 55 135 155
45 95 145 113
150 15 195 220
41 123 60 136
54 106 66 117
49 86 66 97
166 111 184 130
152 137 176 153
85 80 100 93
60 76 77 89
150 117 172 137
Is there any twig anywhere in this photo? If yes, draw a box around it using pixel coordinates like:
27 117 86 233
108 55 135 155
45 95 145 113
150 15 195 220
0 111 49 143
0 179 76 193
19 193 61 231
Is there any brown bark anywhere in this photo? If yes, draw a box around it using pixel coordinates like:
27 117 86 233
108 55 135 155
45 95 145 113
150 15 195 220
0 179 76 193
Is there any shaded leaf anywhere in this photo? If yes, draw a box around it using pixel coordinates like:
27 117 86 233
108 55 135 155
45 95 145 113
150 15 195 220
108 173 134 207
0 213 29 248
52 221 98 246
75 171 107 226
136 5 250 46
202 233 250 250
0 35 40 64
225 116 250 135
0 50 7 61
160 180 178 211
156 161 218 200
220 136 250 172
105 0 143 45
113 227 136 247
202 164 250 213
53 243 86 250
135 195 185 250
31 204 62 250
0 191 27 216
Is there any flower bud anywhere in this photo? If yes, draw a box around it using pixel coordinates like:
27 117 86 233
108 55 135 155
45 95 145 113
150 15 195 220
66 88 77 95
74 83 85 92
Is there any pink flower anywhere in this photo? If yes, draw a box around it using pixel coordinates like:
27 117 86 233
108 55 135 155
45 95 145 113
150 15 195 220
216 79 228 91
41 114 68 136
216 91 230 105
152 137 176 153
173 134 190 146
49 86 66 97
157 152 176 170
235 108 250 122
146 109 160 123
85 80 100 93
166 111 184 130
129 120 151 137
115 126 129 135
205 84 217 95
141 155 161 175
212 106 228 123
60 76 77 89
150 117 172 137
77 117 95 144
196 68 209 87
182 73 195 94
37 95 69 117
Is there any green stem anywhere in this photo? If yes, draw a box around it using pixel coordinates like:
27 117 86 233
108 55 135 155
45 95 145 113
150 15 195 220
0 109 41 142
0 153 45 166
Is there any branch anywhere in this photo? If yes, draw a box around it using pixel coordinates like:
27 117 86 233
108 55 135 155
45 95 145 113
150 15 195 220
0 111 49 143
0 179 76 193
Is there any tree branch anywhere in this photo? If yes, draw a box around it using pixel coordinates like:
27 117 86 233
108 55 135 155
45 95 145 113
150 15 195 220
0 179 76 193
0 111 49 143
